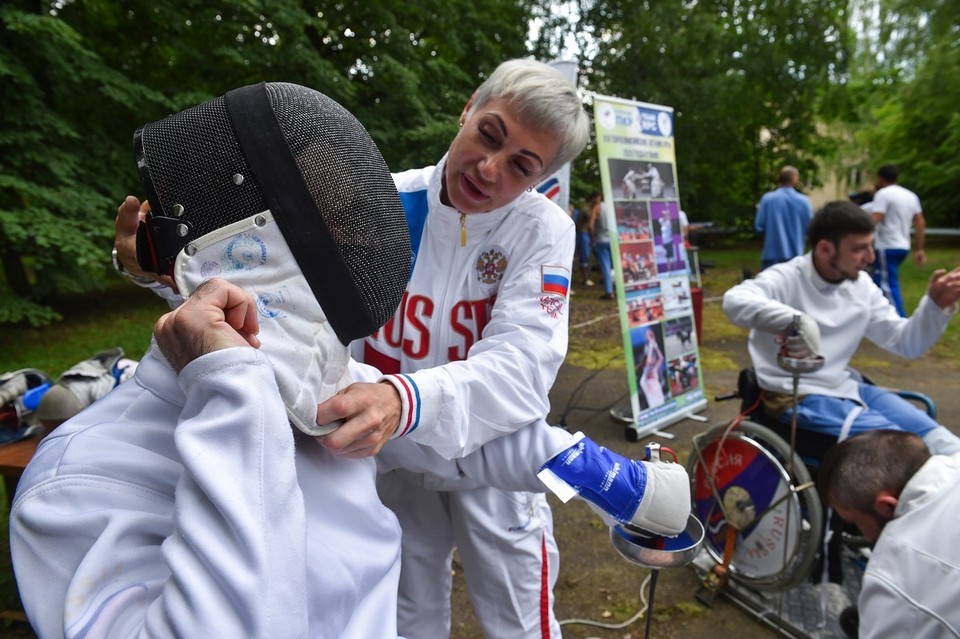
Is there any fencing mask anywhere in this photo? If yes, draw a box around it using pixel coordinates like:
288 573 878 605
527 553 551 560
133 82 411 435
133 81 410 345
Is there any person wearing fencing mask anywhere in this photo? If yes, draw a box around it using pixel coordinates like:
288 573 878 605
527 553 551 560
9 82 414 639
722 200 960 455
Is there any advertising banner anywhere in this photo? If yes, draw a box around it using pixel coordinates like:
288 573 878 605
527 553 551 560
593 95 707 439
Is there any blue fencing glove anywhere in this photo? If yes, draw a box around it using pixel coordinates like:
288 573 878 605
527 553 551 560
538 435 690 537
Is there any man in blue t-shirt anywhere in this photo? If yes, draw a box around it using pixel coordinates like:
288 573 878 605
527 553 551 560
755 165 814 270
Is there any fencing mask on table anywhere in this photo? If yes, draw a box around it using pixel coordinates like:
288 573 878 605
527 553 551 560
133 82 411 435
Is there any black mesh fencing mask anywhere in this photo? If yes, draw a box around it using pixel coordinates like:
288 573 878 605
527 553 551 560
133 82 411 344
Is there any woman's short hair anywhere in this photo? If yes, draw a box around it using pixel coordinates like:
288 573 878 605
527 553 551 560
469 59 591 176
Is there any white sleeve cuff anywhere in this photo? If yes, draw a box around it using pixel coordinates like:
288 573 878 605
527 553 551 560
921 294 959 317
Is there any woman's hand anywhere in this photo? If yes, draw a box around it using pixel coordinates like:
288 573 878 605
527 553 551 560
115 196 177 291
314 382 402 458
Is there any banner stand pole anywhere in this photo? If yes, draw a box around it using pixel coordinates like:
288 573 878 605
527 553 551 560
609 405 677 440
611 404 708 440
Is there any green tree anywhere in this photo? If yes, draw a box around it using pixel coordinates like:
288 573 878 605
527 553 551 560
0 4 171 325
1 0 537 327
533 0 851 226
852 0 960 225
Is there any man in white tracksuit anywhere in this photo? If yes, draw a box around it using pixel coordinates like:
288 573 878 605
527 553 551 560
722 200 960 455
818 430 960 638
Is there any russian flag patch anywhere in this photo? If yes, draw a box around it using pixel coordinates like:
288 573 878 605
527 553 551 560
541 265 570 297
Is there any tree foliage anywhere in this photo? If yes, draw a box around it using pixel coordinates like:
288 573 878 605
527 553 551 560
3 0 957 327
0 0 534 325
851 0 960 225
536 0 851 225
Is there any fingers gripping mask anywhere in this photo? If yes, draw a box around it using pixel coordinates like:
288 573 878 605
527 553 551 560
133 82 412 435
175 212 350 435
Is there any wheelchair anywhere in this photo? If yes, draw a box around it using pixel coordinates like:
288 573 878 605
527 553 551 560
686 367 936 638
688 368 824 594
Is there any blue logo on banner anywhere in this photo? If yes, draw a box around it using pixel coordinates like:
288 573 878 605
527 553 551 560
637 107 673 138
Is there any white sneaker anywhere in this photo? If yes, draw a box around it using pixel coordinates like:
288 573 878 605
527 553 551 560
585 279 595 287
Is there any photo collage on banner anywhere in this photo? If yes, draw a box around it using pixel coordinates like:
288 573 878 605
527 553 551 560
594 96 707 438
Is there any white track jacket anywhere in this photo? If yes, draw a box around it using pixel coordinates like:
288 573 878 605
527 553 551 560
859 453 960 638
359 160 575 459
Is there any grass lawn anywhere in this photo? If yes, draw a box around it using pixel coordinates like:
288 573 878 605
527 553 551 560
0 283 170 377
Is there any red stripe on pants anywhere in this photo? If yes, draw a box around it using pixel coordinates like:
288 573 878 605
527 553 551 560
540 532 551 638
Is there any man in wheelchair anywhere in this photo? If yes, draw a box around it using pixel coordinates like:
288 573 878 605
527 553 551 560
723 200 960 457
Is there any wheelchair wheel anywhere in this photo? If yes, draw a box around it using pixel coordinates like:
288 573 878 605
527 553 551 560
687 419 823 591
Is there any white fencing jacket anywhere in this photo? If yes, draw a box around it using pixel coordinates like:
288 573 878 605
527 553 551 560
859 453 960 638
722 254 954 400
11 346 403 639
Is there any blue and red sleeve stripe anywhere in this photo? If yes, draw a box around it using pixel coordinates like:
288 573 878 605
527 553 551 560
387 373 421 437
